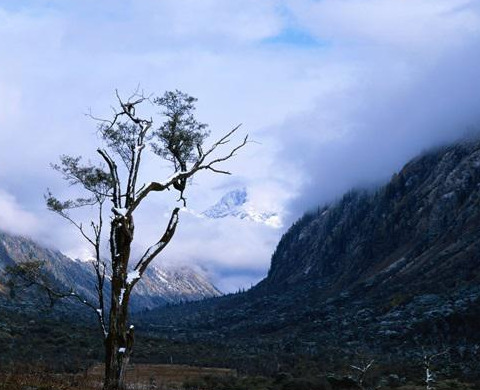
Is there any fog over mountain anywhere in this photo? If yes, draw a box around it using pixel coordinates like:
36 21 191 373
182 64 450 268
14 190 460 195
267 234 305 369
1 1 480 291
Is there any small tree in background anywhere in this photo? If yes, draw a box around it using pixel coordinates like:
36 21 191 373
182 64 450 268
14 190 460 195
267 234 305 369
45 89 247 390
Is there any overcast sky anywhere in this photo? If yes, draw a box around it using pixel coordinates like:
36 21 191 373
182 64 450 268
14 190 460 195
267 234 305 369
1 0 480 292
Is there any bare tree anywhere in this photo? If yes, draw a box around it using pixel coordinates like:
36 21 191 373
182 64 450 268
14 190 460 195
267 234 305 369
423 349 449 390
44 89 247 390
350 359 374 389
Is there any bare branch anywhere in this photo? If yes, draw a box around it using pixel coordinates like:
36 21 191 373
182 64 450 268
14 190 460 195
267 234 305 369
206 166 231 175
128 124 246 214
200 132 247 169
46 195 96 247
424 349 449 390
7 261 107 339
125 121 151 207
92 200 107 337
130 207 180 288
98 149 121 208
350 359 374 389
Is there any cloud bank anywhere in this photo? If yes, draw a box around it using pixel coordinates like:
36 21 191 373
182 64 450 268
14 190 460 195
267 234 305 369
1 1 480 291
0 190 39 237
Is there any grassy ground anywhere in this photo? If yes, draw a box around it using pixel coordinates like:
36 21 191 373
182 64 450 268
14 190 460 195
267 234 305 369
0 364 478 390
88 363 236 389
0 363 236 390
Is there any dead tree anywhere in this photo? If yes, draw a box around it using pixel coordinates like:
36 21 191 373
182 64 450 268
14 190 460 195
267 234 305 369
44 89 247 390
423 350 448 390
350 359 374 389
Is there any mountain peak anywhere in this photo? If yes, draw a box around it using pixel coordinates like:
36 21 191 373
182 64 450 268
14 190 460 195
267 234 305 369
203 188 248 218
202 188 281 228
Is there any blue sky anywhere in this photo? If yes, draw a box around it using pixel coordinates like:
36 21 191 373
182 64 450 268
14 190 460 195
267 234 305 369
1 0 480 292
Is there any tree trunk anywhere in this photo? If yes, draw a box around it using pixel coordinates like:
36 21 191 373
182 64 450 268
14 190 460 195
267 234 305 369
103 316 134 390
103 217 134 390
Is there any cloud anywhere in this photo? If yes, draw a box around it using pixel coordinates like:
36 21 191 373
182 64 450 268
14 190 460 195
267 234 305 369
127 208 280 292
1 1 480 291
132 0 284 45
271 0 480 216
287 0 480 53
0 189 40 237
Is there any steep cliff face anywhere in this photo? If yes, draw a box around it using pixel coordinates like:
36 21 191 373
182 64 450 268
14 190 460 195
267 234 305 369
265 140 480 299
0 231 221 311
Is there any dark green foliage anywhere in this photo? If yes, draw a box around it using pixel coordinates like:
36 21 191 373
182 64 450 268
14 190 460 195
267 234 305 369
45 154 112 220
51 155 112 197
45 190 97 213
6 260 45 284
0 306 101 372
152 90 210 171
280 377 332 390
99 121 141 169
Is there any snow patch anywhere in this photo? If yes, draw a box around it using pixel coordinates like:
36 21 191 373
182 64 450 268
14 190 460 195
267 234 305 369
202 188 282 227
127 270 140 285
119 288 126 304
113 208 128 216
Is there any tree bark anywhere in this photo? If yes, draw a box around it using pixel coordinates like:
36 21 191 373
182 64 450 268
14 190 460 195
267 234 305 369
103 216 134 390
103 321 134 390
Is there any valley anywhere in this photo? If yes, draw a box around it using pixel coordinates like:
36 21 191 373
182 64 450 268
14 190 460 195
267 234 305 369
2 138 480 388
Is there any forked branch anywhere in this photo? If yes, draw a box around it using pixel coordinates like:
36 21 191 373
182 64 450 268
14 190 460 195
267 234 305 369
128 125 247 215
129 207 180 289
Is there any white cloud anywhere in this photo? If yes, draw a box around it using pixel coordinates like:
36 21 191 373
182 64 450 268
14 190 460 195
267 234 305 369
0 189 40 237
288 0 480 54
127 206 281 292
275 0 480 214
1 1 480 290
133 0 284 44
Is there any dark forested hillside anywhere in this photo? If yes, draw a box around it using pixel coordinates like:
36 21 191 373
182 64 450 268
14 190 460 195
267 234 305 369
265 139 480 296
136 138 480 378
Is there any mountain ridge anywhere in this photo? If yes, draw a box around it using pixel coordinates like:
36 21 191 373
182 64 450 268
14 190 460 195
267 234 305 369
0 230 221 312
3 138 480 378
135 137 480 377
263 139 480 295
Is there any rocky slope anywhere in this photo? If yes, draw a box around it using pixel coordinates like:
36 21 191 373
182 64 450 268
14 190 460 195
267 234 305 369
137 138 480 378
4 138 480 379
0 230 221 312
265 138 480 296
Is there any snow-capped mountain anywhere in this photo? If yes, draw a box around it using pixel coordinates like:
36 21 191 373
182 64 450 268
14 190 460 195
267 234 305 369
0 230 221 311
131 266 221 309
202 188 282 228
